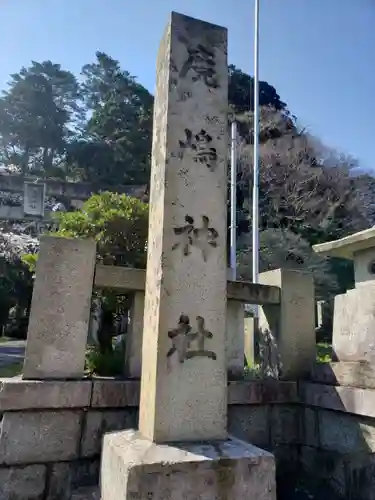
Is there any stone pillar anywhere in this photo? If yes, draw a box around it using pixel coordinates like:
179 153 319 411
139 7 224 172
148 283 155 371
101 13 276 500
226 300 244 379
23 236 96 380
259 268 315 379
124 291 144 378
244 315 257 366
138 12 228 444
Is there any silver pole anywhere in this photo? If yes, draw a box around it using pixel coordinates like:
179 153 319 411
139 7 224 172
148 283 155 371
230 120 238 281
252 0 260 286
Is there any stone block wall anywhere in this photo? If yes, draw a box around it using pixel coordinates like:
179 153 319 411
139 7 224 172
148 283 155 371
0 379 139 500
0 378 297 499
300 362 375 499
2 369 375 499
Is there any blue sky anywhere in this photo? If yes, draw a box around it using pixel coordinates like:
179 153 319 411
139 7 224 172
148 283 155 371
1 0 374 170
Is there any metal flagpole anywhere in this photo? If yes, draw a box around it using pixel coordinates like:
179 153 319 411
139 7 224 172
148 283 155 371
230 120 238 281
252 0 260 287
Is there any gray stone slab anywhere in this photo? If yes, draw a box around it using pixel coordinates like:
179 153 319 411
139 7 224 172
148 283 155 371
309 361 375 389
71 487 100 500
318 409 375 454
101 429 276 500
47 462 72 500
23 236 96 379
270 405 300 445
91 380 139 408
0 464 46 499
300 382 375 418
300 446 346 498
0 411 82 464
71 459 100 490
228 405 270 449
0 379 92 411
302 408 320 448
81 410 137 457
333 284 375 362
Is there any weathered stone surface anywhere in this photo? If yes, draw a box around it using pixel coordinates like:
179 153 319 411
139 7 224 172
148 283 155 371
90 380 298 408
244 316 256 366
259 269 315 379
0 379 92 411
23 236 96 379
226 300 244 379
71 460 100 490
228 405 270 449
300 382 375 418
227 380 298 405
271 445 299 475
139 12 229 443
81 410 138 457
94 264 281 305
101 430 276 500
71 486 100 500
333 284 375 362
261 380 299 404
0 411 82 464
47 463 72 500
345 453 375 500
91 380 139 408
94 265 145 292
309 361 375 389
0 464 46 500
302 407 319 448
318 409 375 453
353 247 375 284
228 381 263 404
270 405 299 445
226 280 280 305
124 291 144 379
300 446 346 498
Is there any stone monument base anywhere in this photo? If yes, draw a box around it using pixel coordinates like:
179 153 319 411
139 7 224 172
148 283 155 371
101 430 276 500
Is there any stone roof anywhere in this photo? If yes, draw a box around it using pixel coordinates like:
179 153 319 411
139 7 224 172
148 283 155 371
313 226 375 260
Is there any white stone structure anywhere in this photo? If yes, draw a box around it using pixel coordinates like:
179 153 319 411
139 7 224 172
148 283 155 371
314 227 375 362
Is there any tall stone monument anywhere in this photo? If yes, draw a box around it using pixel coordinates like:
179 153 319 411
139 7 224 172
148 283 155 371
23 236 96 379
101 12 276 500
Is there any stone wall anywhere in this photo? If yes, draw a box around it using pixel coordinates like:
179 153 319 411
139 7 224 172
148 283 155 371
301 362 375 499
0 378 296 499
1 371 375 499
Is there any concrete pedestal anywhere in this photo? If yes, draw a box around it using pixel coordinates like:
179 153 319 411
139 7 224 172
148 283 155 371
101 430 276 500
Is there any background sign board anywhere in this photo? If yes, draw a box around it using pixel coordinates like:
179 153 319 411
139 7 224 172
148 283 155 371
23 182 46 217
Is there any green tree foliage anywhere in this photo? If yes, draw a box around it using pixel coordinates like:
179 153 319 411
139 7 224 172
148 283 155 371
21 192 148 352
67 52 153 188
0 61 81 177
0 232 37 334
54 191 148 268
228 64 287 114
0 52 373 310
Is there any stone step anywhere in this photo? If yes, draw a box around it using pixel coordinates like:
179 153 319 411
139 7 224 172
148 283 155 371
70 486 100 500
